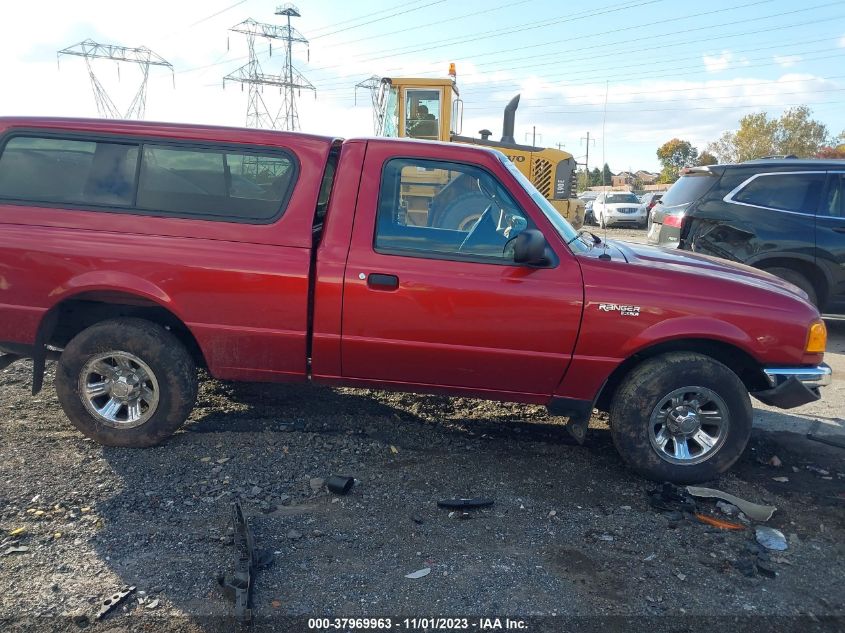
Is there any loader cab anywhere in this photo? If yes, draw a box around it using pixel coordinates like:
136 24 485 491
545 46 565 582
378 76 462 142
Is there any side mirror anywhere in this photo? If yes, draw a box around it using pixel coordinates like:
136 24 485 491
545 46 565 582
512 229 552 266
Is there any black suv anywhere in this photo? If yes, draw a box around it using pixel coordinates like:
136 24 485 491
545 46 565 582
648 159 845 313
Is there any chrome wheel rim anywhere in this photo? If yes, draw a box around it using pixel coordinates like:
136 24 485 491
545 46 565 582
648 386 729 465
79 352 159 429
457 213 482 232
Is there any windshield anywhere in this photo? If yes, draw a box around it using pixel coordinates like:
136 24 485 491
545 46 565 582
606 193 640 204
498 152 589 253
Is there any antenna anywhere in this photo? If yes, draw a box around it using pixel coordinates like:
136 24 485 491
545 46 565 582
223 5 315 130
57 39 173 119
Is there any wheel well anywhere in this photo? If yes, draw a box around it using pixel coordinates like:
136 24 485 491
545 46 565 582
756 257 828 306
42 292 206 369
594 339 768 412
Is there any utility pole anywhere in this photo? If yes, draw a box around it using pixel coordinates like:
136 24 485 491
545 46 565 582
57 39 173 119
581 132 596 188
223 4 314 131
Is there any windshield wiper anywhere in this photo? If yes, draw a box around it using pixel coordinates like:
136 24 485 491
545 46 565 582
567 229 602 247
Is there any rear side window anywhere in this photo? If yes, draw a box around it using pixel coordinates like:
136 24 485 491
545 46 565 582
0 136 138 206
661 172 718 207
732 172 824 215
0 133 297 223
137 145 294 220
822 174 844 218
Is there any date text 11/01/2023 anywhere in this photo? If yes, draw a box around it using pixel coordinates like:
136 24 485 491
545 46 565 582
307 617 528 630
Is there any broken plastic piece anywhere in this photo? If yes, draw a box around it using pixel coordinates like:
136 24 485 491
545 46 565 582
326 475 355 495
756 526 788 551
95 586 136 620
695 513 745 530
686 486 776 522
405 567 431 579
437 498 494 510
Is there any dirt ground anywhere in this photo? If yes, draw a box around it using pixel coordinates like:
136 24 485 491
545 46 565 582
1 227 843 633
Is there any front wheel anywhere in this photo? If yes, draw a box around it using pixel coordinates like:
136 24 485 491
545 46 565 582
609 352 752 483
599 212 607 229
55 318 198 447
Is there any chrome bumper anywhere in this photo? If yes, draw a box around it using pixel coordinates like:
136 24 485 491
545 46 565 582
763 364 832 389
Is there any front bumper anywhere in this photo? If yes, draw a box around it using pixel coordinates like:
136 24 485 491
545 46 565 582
752 363 832 409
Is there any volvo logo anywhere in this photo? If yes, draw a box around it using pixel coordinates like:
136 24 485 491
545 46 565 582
506 155 526 163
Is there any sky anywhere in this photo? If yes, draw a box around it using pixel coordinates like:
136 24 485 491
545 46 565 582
1 0 844 172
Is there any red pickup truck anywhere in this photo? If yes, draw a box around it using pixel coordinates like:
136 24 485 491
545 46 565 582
0 117 832 483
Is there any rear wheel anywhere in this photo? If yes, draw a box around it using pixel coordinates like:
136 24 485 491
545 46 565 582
764 266 818 308
55 318 198 447
609 352 752 483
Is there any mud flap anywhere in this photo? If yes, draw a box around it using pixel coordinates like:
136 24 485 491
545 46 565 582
565 415 589 445
752 376 820 409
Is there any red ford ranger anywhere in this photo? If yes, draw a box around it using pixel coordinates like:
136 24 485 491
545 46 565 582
0 118 832 483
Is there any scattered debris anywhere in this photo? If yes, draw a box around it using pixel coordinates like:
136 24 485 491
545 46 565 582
2 546 29 556
548 510 557 518
145 598 160 610
390 445 399 454
772 477 789 483
755 526 788 551
309 477 324 492
715 501 739 516
768 455 783 467
806 465 830 476
326 475 355 495
410 514 424 524
649 483 696 514
405 567 431 579
218 501 273 624
676 572 686 581
287 529 303 541
69 608 89 626
598 534 614 542
643 553 656 562
686 486 776 522
694 513 744 530
95 586 136 620
437 498 494 510
8 527 25 536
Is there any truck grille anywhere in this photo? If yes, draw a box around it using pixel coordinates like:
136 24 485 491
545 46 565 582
531 158 553 198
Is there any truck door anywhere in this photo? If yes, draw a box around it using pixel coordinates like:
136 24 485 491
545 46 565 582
339 145 583 398
818 172 845 312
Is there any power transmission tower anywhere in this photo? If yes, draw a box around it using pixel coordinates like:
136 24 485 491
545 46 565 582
223 4 314 131
57 39 173 119
354 75 387 134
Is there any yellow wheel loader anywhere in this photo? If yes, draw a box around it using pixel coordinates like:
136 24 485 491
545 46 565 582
370 67 584 230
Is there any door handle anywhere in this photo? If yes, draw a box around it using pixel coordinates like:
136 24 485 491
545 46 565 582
366 273 399 291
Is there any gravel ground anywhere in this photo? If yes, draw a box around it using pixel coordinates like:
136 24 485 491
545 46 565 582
1 226 843 632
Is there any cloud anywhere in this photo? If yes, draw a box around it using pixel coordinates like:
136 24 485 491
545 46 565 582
774 55 802 68
702 51 732 73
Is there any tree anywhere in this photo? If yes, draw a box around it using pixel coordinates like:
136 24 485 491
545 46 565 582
601 163 612 186
697 151 718 166
706 106 831 163
576 169 591 192
656 138 699 183
816 145 845 159
590 167 602 186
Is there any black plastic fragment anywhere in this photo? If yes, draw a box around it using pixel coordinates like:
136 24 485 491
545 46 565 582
437 498 494 509
326 475 355 495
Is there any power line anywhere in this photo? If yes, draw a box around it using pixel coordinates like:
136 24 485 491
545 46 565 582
310 0 448 40
308 0 828 90
307 0 429 35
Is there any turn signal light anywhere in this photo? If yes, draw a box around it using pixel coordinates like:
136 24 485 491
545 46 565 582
663 213 684 228
805 320 827 353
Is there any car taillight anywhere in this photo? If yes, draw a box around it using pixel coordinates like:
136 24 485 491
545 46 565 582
647 200 656 211
663 213 684 228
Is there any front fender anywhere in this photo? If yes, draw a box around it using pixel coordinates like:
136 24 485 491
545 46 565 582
619 315 759 359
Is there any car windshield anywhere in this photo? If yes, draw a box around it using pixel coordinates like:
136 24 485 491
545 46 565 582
497 152 589 253
606 193 639 204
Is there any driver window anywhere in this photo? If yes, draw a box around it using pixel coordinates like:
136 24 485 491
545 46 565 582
375 157 533 263
404 89 441 140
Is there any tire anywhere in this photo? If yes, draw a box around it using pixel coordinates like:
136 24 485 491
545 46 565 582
433 192 491 231
763 266 818 308
609 352 752 483
55 318 198 447
599 212 607 229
